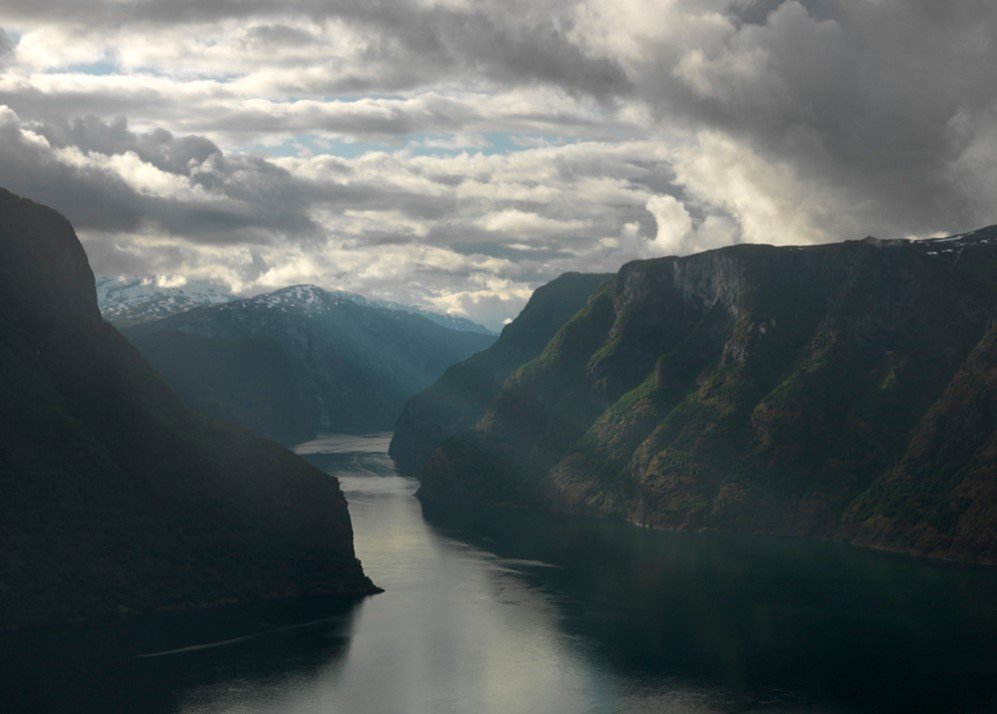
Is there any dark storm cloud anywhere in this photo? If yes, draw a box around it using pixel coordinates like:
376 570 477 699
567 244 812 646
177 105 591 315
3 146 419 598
0 0 631 98
0 28 11 61
0 0 995 325
0 110 323 242
0 109 477 247
244 24 318 48
666 0 997 235
36 115 221 175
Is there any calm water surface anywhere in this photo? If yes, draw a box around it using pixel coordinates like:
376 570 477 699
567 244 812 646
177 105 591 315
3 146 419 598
3 433 996 713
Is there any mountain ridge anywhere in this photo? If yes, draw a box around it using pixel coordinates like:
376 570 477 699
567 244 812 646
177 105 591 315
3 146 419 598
389 272 611 475
414 231 997 566
97 276 496 335
124 283 497 443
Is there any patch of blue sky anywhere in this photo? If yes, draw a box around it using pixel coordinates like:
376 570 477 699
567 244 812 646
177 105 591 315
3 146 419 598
244 131 585 159
61 59 118 76
509 133 585 149
477 132 584 154
406 132 579 157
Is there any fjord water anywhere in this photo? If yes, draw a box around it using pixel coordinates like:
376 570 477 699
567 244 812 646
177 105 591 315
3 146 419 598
3 435 997 712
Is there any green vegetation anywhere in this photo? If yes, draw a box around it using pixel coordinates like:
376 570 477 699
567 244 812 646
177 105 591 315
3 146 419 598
420 234 997 566
390 272 610 475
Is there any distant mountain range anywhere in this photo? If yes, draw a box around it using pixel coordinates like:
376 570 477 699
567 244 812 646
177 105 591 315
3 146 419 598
97 275 496 335
402 228 997 567
0 189 377 628
95 276 234 326
124 284 497 444
363 297 496 336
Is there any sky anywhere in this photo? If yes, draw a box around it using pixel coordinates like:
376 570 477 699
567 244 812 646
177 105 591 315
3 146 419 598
0 1 995 329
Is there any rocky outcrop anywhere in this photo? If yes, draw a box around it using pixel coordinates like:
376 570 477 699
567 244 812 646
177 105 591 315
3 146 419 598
389 272 609 475
0 189 378 629
420 233 997 566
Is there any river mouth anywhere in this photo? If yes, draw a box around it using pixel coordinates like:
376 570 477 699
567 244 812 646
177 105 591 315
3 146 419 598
3 433 996 713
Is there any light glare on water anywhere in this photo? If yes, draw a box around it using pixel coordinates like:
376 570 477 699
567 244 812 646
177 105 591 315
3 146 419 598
2 433 996 713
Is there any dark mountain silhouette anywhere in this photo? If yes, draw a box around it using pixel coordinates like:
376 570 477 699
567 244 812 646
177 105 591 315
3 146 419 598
0 189 377 629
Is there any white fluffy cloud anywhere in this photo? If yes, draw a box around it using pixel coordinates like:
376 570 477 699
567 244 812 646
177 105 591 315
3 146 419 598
645 195 692 255
0 0 995 326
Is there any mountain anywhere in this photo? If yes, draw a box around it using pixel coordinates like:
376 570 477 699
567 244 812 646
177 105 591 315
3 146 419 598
266 287 495 336
0 189 377 629
907 225 997 289
97 275 495 335
124 285 497 444
389 273 610 475
95 275 233 326
417 231 997 566
391 307 495 336
361 296 496 336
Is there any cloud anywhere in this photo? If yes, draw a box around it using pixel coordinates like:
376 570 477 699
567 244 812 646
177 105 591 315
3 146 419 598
479 209 588 236
0 0 995 326
0 28 12 64
645 195 693 255
0 106 694 326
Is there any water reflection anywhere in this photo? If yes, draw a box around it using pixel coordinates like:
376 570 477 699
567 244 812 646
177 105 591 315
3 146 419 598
422 502 997 712
228 444 618 713
3 434 996 713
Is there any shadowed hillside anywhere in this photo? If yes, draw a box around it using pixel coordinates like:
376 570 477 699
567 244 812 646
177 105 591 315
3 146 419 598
0 189 378 628
125 286 496 444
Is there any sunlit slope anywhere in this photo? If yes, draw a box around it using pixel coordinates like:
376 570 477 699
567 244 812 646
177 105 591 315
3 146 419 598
421 232 997 565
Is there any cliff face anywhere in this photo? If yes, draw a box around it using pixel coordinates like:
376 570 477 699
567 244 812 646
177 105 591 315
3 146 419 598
0 189 377 629
420 233 997 566
125 286 496 444
389 272 610 475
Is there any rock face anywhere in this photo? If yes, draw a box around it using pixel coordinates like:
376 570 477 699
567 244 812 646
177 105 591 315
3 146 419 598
389 272 610 475
419 232 997 566
124 286 497 444
0 189 377 629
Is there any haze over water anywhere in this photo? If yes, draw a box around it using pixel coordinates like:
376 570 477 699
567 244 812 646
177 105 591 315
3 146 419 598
3 434 996 712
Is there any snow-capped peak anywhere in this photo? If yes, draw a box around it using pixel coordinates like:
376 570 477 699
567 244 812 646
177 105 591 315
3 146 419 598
221 284 496 334
96 275 234 326
225 284 353 315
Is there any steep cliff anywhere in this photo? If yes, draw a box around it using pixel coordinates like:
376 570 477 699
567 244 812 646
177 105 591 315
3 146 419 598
389 272 609 475
0 189 378 628
420 233 997 565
